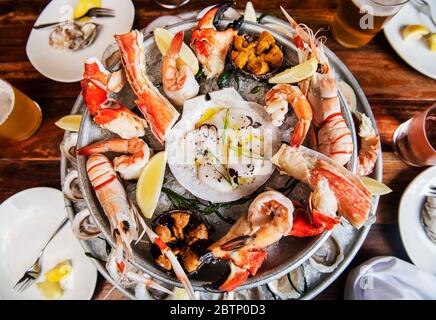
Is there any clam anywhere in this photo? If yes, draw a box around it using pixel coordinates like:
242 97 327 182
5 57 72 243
62 170 83 201
71 208 100 240
60 132 78 167
266 265 306 300
309 235 344 273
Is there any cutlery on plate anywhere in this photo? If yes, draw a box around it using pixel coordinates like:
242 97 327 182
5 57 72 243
33 7 115 30
414 0 436 26
13 216 69 292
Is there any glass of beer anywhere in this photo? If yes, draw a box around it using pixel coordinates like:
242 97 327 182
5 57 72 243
332 0 409 48
392 105 436 167
0 79 42 141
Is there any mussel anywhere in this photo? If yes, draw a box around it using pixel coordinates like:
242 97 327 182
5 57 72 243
151 210 211 275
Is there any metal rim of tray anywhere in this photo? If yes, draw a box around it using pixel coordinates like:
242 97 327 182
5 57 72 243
62 11 382 300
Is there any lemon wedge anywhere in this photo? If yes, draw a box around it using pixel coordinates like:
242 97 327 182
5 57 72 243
73 0 102 20
244 1 257 22
45 260 72 282
55 115 82 132
401 24 430 40
153 28 199 75
360 177 392 196
36 281 63 300
269 58 318 84
136 151 167 219
427 33 436 51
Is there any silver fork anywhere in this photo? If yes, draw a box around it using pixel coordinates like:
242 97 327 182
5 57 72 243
33 7 115 29
13 216 69 292
414 0 436 26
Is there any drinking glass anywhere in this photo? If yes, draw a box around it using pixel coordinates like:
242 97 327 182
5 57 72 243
153 0 190 9
331 0 409 48
0 79 42 141
392 105 436 167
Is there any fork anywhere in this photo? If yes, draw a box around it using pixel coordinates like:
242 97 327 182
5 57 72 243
33 7 115 30
13 216 69 292
414 0 436 26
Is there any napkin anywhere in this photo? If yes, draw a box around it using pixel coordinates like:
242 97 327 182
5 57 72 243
345 256 436 300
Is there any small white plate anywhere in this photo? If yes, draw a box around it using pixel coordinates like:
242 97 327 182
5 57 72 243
384 2 436 79
0 187 97 300
26 0 135 83
399 166 436 274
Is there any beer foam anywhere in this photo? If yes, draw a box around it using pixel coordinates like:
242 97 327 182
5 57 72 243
352 0 406 17
0 79 14 126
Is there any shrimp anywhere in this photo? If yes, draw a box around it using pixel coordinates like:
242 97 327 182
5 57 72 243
81 57 147 139
264 84 313 148
77 137 151 180
115 30 179 144
190 1 243 78
85 154 196 299
86 154 139 277
272 144 372 229
280 7 353 165
162 31 199 107
202 190 294 292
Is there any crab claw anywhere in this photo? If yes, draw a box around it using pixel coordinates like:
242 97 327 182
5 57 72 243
190 1 242 79
288 198 340 237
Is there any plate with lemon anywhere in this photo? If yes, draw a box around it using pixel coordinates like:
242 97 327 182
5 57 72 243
0 187 97 300
384 2 436 79
26 0 135 83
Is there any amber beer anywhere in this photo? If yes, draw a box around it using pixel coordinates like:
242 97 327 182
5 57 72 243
332 0 409 48
0 79 42 141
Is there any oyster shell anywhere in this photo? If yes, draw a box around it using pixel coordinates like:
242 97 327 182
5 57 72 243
309 235 344 273
72 208 100 240
422 196 436 244
61 132 78 167
62 170 83 201
266 265 306 300
49 22 99 51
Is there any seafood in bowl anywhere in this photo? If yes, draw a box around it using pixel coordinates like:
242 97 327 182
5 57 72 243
74 1 384 298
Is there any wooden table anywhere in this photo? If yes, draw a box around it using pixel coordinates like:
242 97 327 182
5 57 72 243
0 0 435 300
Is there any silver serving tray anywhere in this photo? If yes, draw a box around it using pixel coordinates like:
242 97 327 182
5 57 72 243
63 12 381 299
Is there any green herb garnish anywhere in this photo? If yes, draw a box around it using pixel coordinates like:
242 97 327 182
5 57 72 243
217 71 231 88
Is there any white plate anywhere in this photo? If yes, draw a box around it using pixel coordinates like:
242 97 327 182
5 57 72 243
0 187 97 300
26 0 135 83
384 2 436 80
399 166 436 274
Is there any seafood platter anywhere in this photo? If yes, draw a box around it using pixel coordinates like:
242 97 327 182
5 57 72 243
61 2 383 300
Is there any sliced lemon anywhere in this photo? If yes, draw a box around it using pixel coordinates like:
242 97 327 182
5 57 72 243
73 0 101 20
55 115 82 132
401 24 430 40
269 58 318 84
427 33 436 52
244 1 257 22
45 260 72 282
360 177 392 196
36 281 63 300
153 28 199 75
136 151 167 219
